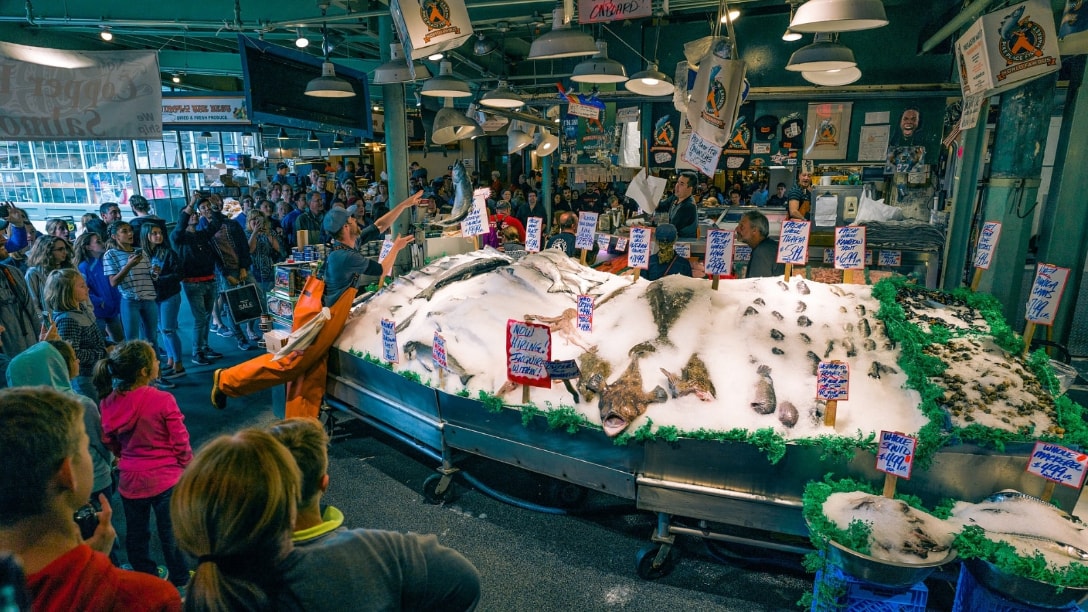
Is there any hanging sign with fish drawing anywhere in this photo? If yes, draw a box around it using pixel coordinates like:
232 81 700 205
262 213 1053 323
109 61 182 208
525 217 543 252
777 220 811 265
878 250 902 267
877 430 917 480
432 331 448 372
575 212 599 250
704 229 735 277
506 319 552 388
834 226 866 270
576 295 594 332
817 360 849 402
1026 441 1088 489
380 318 399 364
1025 262 1070 325
628 226 652 269
378 237 395 263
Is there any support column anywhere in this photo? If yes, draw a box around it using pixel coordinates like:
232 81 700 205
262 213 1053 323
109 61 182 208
380 17 410 239
1036 56 1088 347
941 116 987 291
974 73 1056 322
541 152 553 232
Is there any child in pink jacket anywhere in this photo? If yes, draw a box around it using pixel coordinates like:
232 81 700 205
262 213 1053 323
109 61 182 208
95 340 192 588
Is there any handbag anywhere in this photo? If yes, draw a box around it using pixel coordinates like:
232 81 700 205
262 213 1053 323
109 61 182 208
223 282 264 324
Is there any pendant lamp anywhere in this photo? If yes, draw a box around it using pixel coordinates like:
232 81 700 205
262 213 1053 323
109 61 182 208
802 66 862 86
432 98 481 144
571 41 628 84
421 60 471 98
528 5 598 60
533 131 560 156
790 0 888 33
625 62 674 96
480 81 525 109
785 33 856 72
373 43 431 85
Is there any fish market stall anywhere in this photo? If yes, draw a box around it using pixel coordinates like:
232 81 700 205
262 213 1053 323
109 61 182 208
324 249 1084 574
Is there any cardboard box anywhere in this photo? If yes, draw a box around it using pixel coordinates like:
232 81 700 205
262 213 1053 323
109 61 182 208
955 0 1060 97
263 330 290 353
390 0 474 62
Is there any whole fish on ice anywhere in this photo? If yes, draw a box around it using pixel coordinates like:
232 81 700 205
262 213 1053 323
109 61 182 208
660 354 716 401
597 356 668 437
413 249 512 301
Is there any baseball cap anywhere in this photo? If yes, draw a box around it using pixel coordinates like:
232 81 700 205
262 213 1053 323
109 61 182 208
656 223 677 243
323 205 358 234
276 162 289 170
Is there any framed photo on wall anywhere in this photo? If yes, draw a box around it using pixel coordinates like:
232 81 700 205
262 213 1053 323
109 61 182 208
804 102 853 160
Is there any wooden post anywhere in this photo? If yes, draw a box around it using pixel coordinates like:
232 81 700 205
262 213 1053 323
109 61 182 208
580 248 588 265
784 263 793 282
711 274 720 291
1022 322 1037 358
438 368 447 390
473 235 480 251
882 473 898 499
823 400 838 427
1041 480 1056 502
521 384 530 405
970 268 983 292
633 268 641 282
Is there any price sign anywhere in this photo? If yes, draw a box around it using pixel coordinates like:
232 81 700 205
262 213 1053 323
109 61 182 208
380 318 398 364
974 221 1002 269
378 237 394 263
597 234 611 250
674 243 691 258
1027 441 1088 489
816 360 849 401
823 248 834 264
615 237 628 251
735 244 752 262
544 359 581 380
576 294 593 332
575 212 599 250
834 226 866 270
432 331 448 371
682 130 723 177
525 217 543 252
568 101 600 120
506 319 552 388
704 229 735 276
616 106 640 123
777 220 811 265
459 188 490 237
628 226 652 269
876 431 918 480
1025 263 1071 325
878 250 902 266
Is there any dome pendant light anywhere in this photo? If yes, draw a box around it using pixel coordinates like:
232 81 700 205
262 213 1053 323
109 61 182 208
480 80 525 109
528 5 598 60
802 66 863 86
785 33 856 72
790 0 888 33
305 11 356 98
571 40 628 84
373 43 431 85
625 62 674 96
421 60 471 98
432 97 481 144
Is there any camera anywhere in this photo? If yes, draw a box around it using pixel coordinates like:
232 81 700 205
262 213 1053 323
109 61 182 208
73 504 98 540
0 203 9 218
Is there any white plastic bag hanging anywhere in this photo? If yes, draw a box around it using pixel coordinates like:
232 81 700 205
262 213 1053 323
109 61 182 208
686 38 747 147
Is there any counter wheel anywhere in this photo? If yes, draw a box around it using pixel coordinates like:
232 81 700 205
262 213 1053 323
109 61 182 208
546 480 588 509
422 473 455 504
635 544 679 580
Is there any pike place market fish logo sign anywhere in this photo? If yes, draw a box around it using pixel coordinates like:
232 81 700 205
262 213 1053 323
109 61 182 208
998 6 1047 65
419 0 460 42
651 116 676 153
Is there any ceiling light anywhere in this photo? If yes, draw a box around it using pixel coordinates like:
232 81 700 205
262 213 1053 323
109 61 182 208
333 133 344 146
719 10 741 23
624 62 675 96
421 60 471 97
432 98 481 144
507 129 532 154
802 66 862 86
373 43 431 85
533 131 559 156
782 28 803 42
307 130 318 142
790 0 888 33
276 128 289 140
528 6 598 60
473 33 498 56
295 29 310 48
427 52 445 61
200 131 213 140
306 61 356 97
785 33 856 72
480 80 525 109
571 41 628 84
171 72 181 84
99 27 113 41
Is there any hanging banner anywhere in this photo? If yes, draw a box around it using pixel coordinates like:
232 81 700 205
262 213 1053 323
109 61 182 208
721 102 754 171
687 38 747 147
162 95 248 125
675 113 697 171
1059 0 1088 55
0 42 162 140
578 0 653 24
649 103 679 168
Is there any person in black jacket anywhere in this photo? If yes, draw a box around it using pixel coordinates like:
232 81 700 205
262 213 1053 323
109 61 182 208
207 197 255 351
171 197 223 366
141 223 186 380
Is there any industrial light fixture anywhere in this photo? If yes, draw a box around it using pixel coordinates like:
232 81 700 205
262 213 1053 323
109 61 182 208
307 130 318 142
480 80 525 109
571 41 628 84
614 20 674 96
527 5 598 60
421 60 471 98
432 98 481 144
785 33 856 72
802 66 862 86
276 128 289 140
533 131 559 156
305 8 356 98
790 0 888 33
719 9 741 23
372 43 431 85
507 128 532 154
295 29 310 48
332 133 344 146
473 33 498 56
782 0 803 41
427 52 445 61
199 131 213 140
171 72 181 84
99 27 113 41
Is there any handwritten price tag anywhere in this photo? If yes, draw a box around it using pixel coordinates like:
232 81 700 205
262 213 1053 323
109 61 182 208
816 360 849 401
525 217 543 252
704 229 735 276
615 236 628 251
506 319 552 388
378 237 394 263
597 234 611 250
628 226 652 269
432 331 448 371
544 359 581 380
735 244 752 262
777 220 811 265
568 102 600 120
823 248 833 264
380 318 398 364
878 250 902 266
460 189 490 237
577 294 593 332
834 226 866 270
974 221 1002 270
877 431 917 480
682 130 723 178
674 243 691 258
1027 441 1088 488
575 212 599 250
1025 263 1070 325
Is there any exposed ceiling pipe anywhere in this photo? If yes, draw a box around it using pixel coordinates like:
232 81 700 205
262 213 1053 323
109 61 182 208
919 0 997 55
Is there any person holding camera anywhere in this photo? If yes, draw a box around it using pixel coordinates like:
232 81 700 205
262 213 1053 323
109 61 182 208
244 210 281 344
1 201 40 271
172 197 224 367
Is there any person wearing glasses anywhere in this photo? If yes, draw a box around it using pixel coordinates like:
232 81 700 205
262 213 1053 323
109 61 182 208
25 236 75 327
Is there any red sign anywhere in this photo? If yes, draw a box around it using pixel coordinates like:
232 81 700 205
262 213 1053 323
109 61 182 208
577 0 653 24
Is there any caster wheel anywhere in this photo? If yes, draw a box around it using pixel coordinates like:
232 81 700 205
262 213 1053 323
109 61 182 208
546 480 588 509
635 544 679 580
422 473 454 504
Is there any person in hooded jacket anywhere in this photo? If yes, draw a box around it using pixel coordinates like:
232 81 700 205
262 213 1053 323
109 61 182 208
45 268 108 401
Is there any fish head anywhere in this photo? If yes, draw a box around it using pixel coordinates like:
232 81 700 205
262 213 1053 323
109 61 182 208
451 160 467 182
597 385 641 437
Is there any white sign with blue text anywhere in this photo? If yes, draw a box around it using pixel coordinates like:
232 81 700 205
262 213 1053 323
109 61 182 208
378 237 394 263
877 431 917 480
974 221 1001 269
834 226 866 270
380 318 398 364
459 187 490 237
704 229 735 276
432 331 448 372
1025 263 1070 325
628 226 652 269
575 212 599 250
525 217 543 252
816 360 849 401
777 220 811 265
577 294 593 332
1027 441 1088 488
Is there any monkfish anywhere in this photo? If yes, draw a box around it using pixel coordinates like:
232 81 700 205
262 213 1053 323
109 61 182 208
597 357 668 437
660 354 716 401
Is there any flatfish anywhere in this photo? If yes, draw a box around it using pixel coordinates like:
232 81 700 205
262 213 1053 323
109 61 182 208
597 356 668 437
643 280 695 345
660 354 716 401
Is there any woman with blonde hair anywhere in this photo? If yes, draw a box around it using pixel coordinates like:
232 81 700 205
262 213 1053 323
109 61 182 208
173 429 481 611
45 268 108 400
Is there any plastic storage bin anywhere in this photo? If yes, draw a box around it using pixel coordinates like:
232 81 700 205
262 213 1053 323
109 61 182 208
812 566 928 612
952 563 1085 612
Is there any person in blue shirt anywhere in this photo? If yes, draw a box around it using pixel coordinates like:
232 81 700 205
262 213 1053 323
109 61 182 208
644 224 693 281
